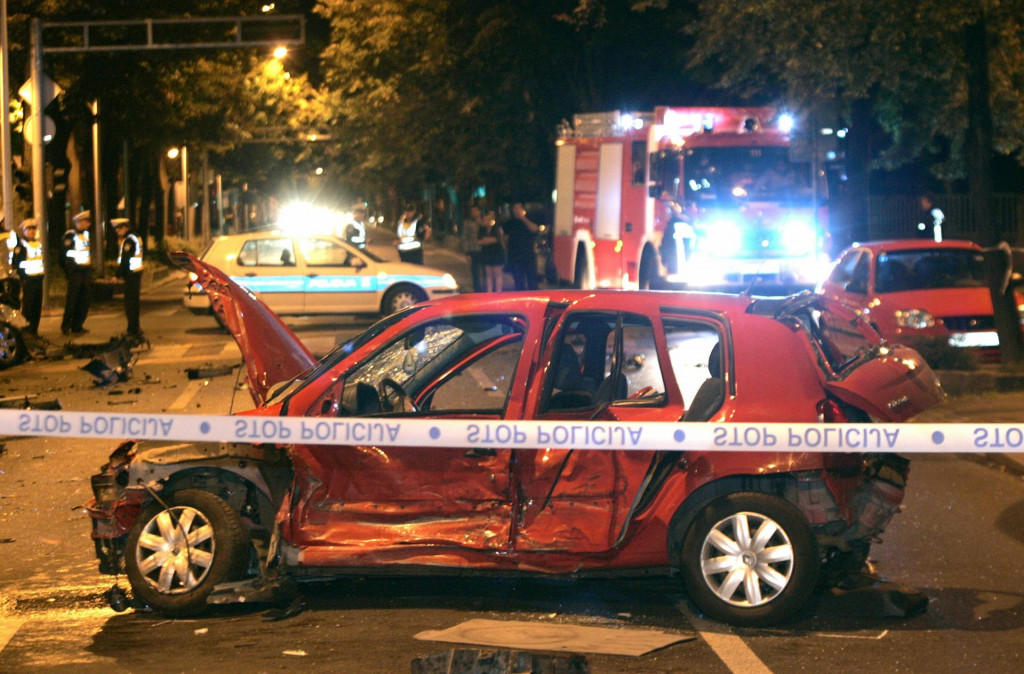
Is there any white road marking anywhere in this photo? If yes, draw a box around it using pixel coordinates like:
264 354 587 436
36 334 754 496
0 619 25 655
169 380 204 410
676 601 774 674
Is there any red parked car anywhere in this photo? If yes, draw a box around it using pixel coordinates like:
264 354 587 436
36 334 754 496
86 254 944 627
818 239 1023 355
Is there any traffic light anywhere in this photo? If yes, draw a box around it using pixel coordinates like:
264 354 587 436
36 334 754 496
52 165 68 195
13 167 31 201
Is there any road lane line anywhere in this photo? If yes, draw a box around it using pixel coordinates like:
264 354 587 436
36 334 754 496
0 619 25 655
676 601 773 674
169 380 204 411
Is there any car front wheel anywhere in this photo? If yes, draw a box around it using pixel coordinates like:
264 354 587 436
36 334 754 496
125 489 250 616
680 492 818 627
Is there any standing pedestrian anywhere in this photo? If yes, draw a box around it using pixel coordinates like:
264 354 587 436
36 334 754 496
114 218 144 340
344 203 369 249
396 203 428 264
462 205 486 292
499 202 540 290
11 218 44 336
61 210 93 336
914 194 944 242
479 209 506 292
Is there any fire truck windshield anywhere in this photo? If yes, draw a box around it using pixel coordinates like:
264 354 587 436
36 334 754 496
683 147 812 205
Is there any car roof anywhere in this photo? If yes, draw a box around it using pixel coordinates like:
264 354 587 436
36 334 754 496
211 229 334 242
844 239 982 254
420 289 760 317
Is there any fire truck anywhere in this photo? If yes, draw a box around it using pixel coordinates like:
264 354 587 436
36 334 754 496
552 107 831 290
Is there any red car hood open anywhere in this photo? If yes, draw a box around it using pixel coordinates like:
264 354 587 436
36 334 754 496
173 252 316 406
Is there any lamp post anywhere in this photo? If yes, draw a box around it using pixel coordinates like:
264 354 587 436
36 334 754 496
168 146 189 240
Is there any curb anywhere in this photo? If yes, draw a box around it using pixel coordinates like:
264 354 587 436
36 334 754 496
935 369 1024 397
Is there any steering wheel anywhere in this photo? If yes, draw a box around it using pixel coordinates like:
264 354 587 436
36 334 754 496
379 377 417 413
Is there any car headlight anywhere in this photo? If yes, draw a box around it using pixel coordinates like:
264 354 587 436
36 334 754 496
894 308 935 330
441 273 458 289
780 218 815 256
702 218 742 257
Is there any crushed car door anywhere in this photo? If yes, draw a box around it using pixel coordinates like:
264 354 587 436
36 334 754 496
515 311 685 553
288 314 527 551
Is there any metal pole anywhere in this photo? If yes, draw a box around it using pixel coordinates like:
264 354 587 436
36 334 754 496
91 99 103 269
29 18 49 301
0 0 14 232
215 173 224 233
200 148 209 240
181 145 190 240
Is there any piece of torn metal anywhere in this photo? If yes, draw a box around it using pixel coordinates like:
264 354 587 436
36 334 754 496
414 619 694 657
185 364 236 379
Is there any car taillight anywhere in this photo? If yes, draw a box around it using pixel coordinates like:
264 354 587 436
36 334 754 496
816 398 848 423
188 272 199 283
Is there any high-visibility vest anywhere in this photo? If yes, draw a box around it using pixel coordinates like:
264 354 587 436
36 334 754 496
123 233 144 272
18 239 44 276
397 219 421 251
65 230 91 266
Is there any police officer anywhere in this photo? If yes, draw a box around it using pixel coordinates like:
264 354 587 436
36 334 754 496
11 218 44 336
344 203 368 249
61 210 93 335
114 218 144 339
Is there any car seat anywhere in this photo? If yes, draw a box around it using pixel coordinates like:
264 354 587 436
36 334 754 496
682 342 725 422
547 344 594 410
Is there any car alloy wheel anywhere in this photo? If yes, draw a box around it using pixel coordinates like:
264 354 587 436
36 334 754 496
681 492 818 626
0 322 22 369
125 489 249 616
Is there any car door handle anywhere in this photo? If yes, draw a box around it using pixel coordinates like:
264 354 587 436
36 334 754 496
307 273 319 278
244 272 257 277
464 448 496 459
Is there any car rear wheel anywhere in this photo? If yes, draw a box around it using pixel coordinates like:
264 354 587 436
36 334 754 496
125 489 250 616
680 492 818 627
0 322 24 369
382 285 426 315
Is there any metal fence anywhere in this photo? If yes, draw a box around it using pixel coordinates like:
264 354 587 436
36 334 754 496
867 194 1024 245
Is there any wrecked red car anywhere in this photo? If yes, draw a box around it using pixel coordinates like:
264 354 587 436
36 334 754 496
86 254 945 627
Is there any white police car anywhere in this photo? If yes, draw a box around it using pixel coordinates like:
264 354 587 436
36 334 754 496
184 230 458 317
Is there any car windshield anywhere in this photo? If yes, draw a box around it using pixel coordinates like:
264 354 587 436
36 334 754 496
683 146 813 205
265 306 423 408
875 248 986 293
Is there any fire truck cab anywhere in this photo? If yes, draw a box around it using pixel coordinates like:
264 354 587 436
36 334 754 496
552 107 831 291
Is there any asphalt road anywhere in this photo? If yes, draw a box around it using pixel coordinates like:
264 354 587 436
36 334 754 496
1 249 1023 673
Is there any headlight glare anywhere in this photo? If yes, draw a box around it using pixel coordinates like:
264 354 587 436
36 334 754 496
894 308 935 330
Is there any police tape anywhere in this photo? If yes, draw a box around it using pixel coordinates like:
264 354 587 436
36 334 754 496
2 408 1023 454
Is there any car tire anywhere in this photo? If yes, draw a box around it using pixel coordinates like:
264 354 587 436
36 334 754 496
0 322 24 369
125 489 251 617
382 285 426 315
680 492 818 627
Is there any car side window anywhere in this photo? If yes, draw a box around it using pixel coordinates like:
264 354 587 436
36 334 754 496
301 238 356 267
661 319 722 410
328 315 526 416
542 312 663 412
237 238 295 267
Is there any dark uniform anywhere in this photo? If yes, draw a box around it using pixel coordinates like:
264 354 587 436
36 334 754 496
61 211 93 335
114 219 144 338
11 219 44 335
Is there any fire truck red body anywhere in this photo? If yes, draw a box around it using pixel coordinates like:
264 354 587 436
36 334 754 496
552 107 831 290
